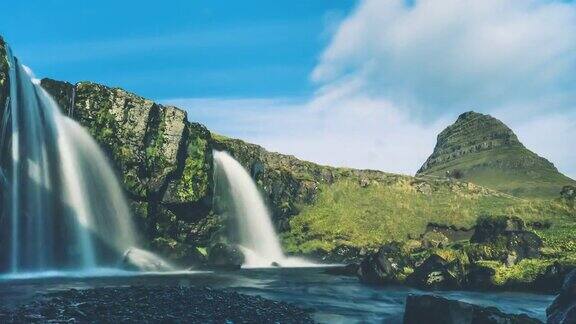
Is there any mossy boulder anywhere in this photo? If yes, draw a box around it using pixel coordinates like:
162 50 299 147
405 251 469 290
207 243 245 270
561 185 576 207
421 231 450 249
357 241 423 285
470 215 542 265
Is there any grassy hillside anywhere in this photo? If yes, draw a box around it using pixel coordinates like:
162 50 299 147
421 146 576 198
282 177 576 256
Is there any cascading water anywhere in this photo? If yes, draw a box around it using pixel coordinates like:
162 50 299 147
0 48 168 274
213 150 311 268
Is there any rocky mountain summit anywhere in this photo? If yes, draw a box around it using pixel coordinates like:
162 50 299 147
418 111 575 198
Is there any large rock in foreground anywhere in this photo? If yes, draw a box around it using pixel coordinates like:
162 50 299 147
417 111 576 198
547 269 576 324
403 294 541 324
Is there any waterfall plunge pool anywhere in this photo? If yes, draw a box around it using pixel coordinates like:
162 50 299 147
0 266 552 323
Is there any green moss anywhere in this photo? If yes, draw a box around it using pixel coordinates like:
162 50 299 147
174 125 211 202
535 223 576 257
144 110 168 173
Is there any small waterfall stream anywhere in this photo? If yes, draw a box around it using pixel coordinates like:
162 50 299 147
213 150 311 268
0 48 167 274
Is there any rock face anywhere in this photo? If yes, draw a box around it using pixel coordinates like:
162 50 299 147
469 215 542 265
212 136 335 231
40 78 215 261
417 111 575 198
403 294 541 324
547 269 576 324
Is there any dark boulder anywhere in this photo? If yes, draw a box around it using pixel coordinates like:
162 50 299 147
466 263 496 290
533 262 576 294
470 215 543 264
405 253 467 290
404 294 542 324
547 269 576 324
311 244 363 264
471 215 525 243
357 242 408 285
207 243 245 270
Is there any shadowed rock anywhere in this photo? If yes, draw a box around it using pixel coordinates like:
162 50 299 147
547 269 576 324
403 294 541 324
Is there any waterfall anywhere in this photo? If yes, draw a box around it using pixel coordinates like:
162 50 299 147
213 150 311 268
0 48 165 274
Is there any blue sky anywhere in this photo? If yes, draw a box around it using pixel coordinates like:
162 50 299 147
2 0 575 178
1 1 355 99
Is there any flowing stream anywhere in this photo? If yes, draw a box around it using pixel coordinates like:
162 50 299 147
213 150 310 268
0 49 165 274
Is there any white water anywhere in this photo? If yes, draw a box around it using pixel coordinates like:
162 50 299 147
0 49 166 273
213 150 312 268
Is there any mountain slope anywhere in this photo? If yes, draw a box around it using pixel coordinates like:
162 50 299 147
417 111 575 198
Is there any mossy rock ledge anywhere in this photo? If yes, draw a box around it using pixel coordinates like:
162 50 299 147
357 215 576 294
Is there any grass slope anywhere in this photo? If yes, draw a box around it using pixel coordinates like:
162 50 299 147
282 178 576 255
421 146 576 199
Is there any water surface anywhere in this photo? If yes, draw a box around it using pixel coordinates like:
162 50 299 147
0 267 553 323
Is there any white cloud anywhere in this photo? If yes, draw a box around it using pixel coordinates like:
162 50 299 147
165 0 576 178
313 0 576 115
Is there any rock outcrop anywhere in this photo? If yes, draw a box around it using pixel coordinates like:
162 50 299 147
403 294 541 324
40 78 215 261
417 111 576 198
356 215 561 293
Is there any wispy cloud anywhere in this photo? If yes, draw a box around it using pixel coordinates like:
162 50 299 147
165 0 576 179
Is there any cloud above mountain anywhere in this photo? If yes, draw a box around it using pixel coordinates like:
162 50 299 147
313 0 576 115
170 0 576 178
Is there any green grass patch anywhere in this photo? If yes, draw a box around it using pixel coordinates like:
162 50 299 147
282 179 575 254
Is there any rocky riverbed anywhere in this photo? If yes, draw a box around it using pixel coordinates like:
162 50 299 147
0 286 313 323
